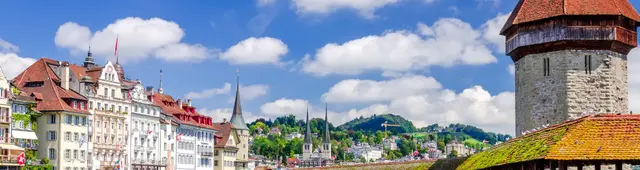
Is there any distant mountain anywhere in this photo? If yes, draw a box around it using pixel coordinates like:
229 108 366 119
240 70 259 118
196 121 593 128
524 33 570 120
337 114 417 134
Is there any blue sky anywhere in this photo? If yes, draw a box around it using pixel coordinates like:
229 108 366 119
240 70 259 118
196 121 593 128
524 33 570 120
3 0 640 135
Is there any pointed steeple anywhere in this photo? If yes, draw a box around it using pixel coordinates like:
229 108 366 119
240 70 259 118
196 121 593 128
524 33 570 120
323 102 330 143
158 69 164 94
230 69 249 130
304 105 312 143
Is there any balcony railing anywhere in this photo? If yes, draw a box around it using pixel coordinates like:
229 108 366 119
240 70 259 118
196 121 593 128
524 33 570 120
0 155 20 164
132 159 164 165
16 142 38 150
200 152 213 157
0 116 10 124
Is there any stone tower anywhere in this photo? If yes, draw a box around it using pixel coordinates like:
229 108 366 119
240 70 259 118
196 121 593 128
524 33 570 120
502 0 640 136
302 107 312 160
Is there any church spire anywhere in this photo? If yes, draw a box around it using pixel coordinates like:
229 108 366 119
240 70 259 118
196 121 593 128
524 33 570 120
158 69 164 94
323 102 330 143
230 69 249 130
83 46 95 68
304 105 312 144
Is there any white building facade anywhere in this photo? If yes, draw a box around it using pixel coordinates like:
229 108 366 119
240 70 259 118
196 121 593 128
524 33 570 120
128 82 163 169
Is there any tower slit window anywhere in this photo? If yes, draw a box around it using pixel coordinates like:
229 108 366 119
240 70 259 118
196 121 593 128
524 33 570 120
543 58 550 76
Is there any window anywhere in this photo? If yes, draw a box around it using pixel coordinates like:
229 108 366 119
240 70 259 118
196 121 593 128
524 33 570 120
585 55 592 74
118 106 121 113
97 102 101 110
81 133 86 143
49 148 56 160
74 133 79 142
111 89 115 98
104 88 108 96
48 131 57 141
89 101 93 110
72 101 77 109
543 58 550 76
74 116 79 125
66 115 72 124
65 132 71 141
81 151 85 160
82 117 87 126
73 150 78 159
80 102 85 110
65 149 70 159
49 115 56 124
96 121 100 128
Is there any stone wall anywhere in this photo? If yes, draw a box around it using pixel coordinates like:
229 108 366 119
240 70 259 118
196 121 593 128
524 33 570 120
297 160 433 170
515 50 628 136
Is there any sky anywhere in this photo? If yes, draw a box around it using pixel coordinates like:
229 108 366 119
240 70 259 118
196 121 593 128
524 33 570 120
2 0 640 136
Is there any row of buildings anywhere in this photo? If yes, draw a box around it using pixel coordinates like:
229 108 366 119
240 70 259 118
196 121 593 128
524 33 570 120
2 50 250 170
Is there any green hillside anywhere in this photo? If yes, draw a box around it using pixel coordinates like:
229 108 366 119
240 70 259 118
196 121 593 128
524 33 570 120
337 114 417 134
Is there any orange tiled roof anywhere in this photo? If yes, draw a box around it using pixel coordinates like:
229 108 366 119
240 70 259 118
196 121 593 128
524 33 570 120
501 0 640 34
458 114 640 170
12 58 89 114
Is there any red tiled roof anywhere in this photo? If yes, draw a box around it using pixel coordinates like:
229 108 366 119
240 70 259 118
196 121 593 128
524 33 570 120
12 58 90 114
212 122 234 147
501 0 640 34
151 93 217 130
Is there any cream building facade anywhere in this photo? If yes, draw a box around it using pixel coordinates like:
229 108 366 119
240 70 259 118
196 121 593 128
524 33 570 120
128 82 162 169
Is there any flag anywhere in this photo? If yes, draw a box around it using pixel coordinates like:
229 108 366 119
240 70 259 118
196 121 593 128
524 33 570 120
16 152 25 166
176 133 182 141
148 130 153 135
113 159 120 170
114 36 119 56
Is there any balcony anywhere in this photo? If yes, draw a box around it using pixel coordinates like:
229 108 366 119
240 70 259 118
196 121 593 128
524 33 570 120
0 116 9 124
0 155 20 164
16 142 38 150
93 107 127 118
200 152 213 157
132 159 164 165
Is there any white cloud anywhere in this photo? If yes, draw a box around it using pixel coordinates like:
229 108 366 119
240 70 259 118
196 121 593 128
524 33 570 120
260 98 310 117
0 53 36 80
220 37 289 65
627 48 640 113
0 38 19 53
199 108 258 123
322 75 442 103
184 83 232 99
55 17 213 63
482 12 510 53
291 0 401 19
184 83 269 100
0 39 36 79
301 18 497 76
507 64 515 76
320 75 515 134
257 0 276 6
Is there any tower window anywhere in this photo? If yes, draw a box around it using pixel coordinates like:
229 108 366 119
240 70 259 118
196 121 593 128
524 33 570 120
585 55 592 74
543 58 550 76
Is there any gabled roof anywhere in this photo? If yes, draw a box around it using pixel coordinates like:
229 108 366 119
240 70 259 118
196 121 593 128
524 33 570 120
457 114 640 170
501 0 640 34
12 58 89 114
212 122 238 148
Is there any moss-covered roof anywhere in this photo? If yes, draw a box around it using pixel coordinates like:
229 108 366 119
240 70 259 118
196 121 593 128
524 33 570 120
457 114 640 170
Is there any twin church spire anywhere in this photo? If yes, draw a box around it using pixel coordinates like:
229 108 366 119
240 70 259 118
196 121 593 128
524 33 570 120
303 103 331 144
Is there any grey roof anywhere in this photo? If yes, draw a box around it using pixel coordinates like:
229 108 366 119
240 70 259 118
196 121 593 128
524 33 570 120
304 107 312 143
230 77 249 130
322 103 330 143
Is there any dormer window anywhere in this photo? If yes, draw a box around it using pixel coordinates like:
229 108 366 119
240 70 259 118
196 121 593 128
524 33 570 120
81 102 85 110
72 101 78 109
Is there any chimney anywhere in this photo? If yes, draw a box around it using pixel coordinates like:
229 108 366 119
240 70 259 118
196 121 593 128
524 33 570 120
187 99 192 107
177 99 183 108
61 62 70 90
223 118 227 123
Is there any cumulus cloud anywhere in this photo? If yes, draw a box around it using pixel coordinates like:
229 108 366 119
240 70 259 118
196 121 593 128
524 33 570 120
323 75 514 134
0 39 36 79
627 48 640 113
301 18 497 76
0 53 36 80
260 98 311 117
291 0 401 19
55 17 213 63
322 75 442 103
0 38 19 53
482 12 511 53
184 83 269 100
257 0 276 6
220 37 289 65
199 108 259 123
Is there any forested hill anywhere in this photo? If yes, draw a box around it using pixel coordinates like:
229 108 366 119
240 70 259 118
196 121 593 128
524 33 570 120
337 114 417 134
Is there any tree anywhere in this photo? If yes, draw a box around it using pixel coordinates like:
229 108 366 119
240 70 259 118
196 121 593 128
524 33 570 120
367 136 375 145
448 150 458 158
375 131 385 144
359 157 367 163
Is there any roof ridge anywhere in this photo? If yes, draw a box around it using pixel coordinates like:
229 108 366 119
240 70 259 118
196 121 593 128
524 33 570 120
45 79 66 112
